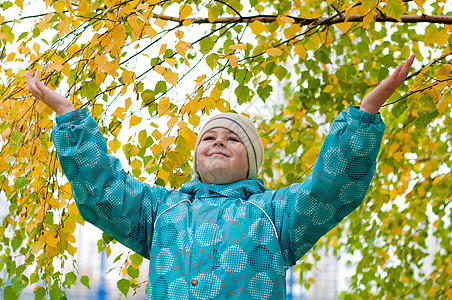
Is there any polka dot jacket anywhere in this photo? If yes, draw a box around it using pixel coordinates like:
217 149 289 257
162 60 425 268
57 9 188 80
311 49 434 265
51 104 385 299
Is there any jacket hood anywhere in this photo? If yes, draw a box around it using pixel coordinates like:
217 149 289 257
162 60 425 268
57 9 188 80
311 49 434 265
180 177 269 199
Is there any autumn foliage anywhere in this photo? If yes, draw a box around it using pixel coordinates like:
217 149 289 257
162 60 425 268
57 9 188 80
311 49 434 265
0 0 451 298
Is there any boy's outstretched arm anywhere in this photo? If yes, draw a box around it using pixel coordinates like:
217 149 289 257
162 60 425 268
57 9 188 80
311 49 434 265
360 54 415 114
26 71 75 115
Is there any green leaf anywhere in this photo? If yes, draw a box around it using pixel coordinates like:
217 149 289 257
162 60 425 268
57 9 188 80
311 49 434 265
361 0 379 11
63 271 77 288
11 234 23 252
130 253 143 266
117 278 131 296
113 253 123 264
383 0 405 21
206 53 219 69
234 85 251 104
208 6 221 23
257 84 273 101
80 275 90 289
127 266 139 279
274 65 288 81
34 287 46 300
3 286 18 300
378 67 389 83
418 94 436 112
11 274 28 296
199 36 215 54
154 80 167 94
10 132 22 144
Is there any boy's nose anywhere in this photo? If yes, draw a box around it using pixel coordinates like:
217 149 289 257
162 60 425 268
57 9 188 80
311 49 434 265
213 139 224 147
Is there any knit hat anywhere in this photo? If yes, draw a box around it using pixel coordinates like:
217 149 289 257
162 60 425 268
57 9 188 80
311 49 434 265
193 113 264 179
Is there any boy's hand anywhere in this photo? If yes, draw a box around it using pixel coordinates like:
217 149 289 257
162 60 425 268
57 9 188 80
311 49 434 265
360 54 415 114
26 71 75 115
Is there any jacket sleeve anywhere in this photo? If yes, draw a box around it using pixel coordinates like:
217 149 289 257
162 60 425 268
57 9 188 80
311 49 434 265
272 104 386 267
51 109 167 259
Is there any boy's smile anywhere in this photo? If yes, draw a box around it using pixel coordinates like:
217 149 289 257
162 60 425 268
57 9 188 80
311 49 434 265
196 127 249 185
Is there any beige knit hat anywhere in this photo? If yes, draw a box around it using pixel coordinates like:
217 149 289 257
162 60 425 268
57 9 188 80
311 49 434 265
193 113 264 179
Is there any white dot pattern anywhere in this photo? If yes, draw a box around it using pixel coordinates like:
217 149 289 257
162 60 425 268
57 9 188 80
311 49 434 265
220 245 247 272
51 105 385 299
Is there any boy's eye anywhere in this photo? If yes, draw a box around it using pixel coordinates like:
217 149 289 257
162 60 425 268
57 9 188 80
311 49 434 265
203 136 214 141
228 137 240 142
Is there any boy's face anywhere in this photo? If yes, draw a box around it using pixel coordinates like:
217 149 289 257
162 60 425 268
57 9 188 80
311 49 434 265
196 127 249 185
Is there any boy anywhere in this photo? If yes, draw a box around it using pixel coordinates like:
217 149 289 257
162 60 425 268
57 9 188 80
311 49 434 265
26 55 414 299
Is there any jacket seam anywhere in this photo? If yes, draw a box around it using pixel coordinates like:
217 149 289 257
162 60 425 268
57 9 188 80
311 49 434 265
239 198 279 240
153 198 195 229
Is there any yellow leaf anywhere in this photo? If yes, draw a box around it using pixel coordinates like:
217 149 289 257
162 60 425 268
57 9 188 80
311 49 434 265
334 22 353 34
294 43 307 60
250 20 267 35
436 64 452 81
159 44 167 56
150 144 162 156
153 130 162 140
130 115 142 127
228 54 239 67
161 137 176 149
164 70 179 87
32 43 40 54
320 30 335 47
165 58 177 67
229 44 247 50
362 13 375 29
179 4 192 20
66 244 77 256
113 107 126 120
167 117 178 128
381 165 393 175
78 0 89 15
154 65 166 75
210 87 222 100
287 23 302 37
302 147 319 165
54 0 65 12
177 121 187 128
138 131 148 147
31 240 45 255
145 25 157 39
154 18 167 29
109 138 121 152
46 233 59 248
266 47 283 57
183 19 194 26
158 97 171 116
48 63 63 71
393 151 404 162
277 15 294 27
68 202 78 216
188 114 200 126
323 85 334 93
122 70 136 86
129 145 140 156
179 127 197 149
175 41 190 58
6 52 15 61
131 159 142 170
157 168 170 182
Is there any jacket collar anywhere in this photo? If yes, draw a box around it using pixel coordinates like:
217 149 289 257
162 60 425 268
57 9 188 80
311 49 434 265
180 177 269 199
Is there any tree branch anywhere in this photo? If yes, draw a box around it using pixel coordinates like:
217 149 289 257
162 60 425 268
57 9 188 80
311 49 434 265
153 13 452 25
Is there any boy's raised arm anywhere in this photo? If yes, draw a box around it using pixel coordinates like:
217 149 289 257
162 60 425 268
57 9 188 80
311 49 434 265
360 54 415 114
26 71 75 115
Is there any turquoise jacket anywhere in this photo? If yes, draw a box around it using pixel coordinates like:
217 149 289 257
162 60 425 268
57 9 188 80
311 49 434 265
52 105 385 299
